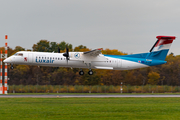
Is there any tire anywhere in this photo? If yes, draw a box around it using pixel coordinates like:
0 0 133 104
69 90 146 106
79 71 84 75
11 66 14 70
88 70 93 75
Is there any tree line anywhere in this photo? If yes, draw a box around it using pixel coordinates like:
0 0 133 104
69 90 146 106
0 40 180 86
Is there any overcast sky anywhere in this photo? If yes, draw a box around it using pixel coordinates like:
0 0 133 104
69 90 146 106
0 0 180 55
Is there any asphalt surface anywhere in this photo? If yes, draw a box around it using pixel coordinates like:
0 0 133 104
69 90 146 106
1 94 180 98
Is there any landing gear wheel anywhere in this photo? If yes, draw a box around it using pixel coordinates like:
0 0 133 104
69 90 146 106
79 71 84 75
88 70 93 75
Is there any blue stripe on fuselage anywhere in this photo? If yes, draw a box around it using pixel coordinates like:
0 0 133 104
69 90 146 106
104 55 167 66
109 49 169 60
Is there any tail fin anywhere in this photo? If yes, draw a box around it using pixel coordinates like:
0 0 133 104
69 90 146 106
146 36 176 60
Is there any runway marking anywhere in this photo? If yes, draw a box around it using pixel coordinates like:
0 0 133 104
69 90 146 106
1 95 180 98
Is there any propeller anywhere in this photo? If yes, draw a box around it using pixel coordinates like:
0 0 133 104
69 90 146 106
63 46 69 63
58 47 60 53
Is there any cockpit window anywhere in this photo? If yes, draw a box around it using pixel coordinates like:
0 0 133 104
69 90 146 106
14 53 23 56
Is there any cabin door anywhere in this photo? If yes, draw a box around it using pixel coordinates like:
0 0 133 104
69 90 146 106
28 53 33 63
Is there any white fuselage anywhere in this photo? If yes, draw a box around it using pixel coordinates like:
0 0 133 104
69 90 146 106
4 51 148 70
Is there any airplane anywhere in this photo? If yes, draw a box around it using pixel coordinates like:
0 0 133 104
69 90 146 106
3 36 176 75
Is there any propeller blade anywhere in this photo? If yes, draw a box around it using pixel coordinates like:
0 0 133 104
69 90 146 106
63 46 69 63
66 46 69 58
58 47 60 53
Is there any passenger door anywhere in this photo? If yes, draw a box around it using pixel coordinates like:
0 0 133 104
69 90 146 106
28 53 33 63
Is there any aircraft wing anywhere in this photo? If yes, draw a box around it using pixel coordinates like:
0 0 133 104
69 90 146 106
83 48 103 56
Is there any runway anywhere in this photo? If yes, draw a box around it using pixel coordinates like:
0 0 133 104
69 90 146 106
1 94 180 98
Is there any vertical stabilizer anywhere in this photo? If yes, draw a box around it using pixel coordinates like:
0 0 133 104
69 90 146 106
146 36 176 60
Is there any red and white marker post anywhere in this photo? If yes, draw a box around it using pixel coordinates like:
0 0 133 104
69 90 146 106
4 35 8 94
0 50 2 94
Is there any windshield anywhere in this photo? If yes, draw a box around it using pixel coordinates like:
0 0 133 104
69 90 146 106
14 53 23 56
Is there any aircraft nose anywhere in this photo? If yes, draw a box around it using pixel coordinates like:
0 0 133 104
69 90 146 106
3 57 12 63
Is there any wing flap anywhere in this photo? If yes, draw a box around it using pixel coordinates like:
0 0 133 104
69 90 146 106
83 48 102 56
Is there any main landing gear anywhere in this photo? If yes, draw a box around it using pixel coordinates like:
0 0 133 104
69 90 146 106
79 69 93 75
86 63 93 75
88 70 93 75
79 63 93 75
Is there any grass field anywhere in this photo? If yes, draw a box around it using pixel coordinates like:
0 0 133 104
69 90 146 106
0 97 180 120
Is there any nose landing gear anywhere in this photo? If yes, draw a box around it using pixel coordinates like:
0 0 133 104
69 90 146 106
10 64 14 70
